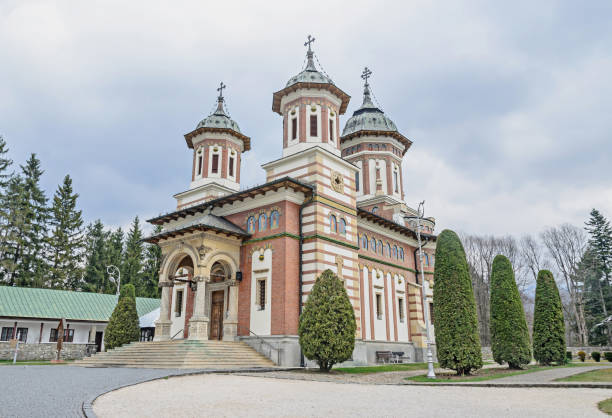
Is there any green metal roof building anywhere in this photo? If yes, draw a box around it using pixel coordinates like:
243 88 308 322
0 286 160 350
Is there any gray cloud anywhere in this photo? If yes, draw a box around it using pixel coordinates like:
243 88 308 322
1 0 610 235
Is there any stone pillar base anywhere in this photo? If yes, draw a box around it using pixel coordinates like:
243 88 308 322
153 320 172 341
222 320 238 341
188 317 210 340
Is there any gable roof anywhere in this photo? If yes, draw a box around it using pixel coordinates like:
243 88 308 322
0 286 160 322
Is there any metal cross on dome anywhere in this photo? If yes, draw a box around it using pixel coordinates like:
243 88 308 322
304 35 315 52
217 82 226 99
361 67 372 86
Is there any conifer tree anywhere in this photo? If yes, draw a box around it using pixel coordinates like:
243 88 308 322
83 220 110 293
122 217 144 295
104 283 140 350
48 175 84 289
19 154 50 287
0 135 13 189
299 269 356 371
0 176 26 284
490 255 531 368
533 270 566 365
433 229 483 375
142 225 162 298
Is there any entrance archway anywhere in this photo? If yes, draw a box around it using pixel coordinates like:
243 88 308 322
170 255 194 339
209 261 230 340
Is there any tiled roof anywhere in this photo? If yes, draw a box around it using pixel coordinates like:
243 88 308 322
0 286 160 322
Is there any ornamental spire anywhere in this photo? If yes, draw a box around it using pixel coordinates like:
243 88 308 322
304 34 317 71
360 67 375 108
214 82 227 115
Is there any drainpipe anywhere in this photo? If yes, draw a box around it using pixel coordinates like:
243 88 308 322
298 194 315 368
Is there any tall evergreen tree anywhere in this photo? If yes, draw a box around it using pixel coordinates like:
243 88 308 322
142 225 162 298
584 209 612 344
83 220 110 293
0 135 13 189
19 154 50 287
533 270 566 365
433 229 483 375
122 217 144 295
104 283 141 350
490 255 531 368
48 175 85 289
0 176 27 284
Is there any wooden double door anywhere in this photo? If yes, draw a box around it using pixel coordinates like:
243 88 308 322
209 290 224 340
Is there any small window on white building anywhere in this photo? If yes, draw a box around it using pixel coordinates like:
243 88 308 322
256 279 266 310
229 156 235 177
398 298 405 323
197 149 203 176
175 290 184 317
329 118 334 143
376 294 383 320
310 115 318 137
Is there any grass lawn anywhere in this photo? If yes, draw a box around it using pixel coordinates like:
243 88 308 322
599 398 612 415
557 368 612 382
335 362 434 374
406 365 557 382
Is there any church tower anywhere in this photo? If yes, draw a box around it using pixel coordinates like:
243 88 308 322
271 35 350 159
175 83 251 209
341 68 413 223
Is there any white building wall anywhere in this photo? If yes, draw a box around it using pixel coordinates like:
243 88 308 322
250 248 273 335
372 269 386 341
362 267 371 340
386 273 395 341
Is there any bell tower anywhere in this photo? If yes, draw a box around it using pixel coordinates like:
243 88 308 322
175 83 251 209
271 36 350 160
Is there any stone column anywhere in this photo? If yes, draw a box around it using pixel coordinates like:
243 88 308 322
154 281 173 341
89 325 97 343
223 280 239 341
188 276 211 340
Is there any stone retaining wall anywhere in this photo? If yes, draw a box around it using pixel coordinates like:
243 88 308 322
567 346 611 356
0 342 97 361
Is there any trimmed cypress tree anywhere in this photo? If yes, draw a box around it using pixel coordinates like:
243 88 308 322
104 284 140 351
490 255 531 368
298 269 356 371
533 270 566 365
433 229 483 375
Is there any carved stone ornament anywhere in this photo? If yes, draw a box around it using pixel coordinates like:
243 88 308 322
331 171 344 193
197 245 212 259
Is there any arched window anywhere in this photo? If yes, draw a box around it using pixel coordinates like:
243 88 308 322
370 238 376 252
386 243 391 258
393 245 398 259
247 216 255 233
361 234 368 250
372 206 378 214
339 218 346 235
270 210 280 229
259 213 267 232
399 248 404 260
378 240 383 255
329 214 337 233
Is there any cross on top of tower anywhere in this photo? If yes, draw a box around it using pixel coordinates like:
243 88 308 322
361 67 372 86
217 82 226 101
304 35 315 52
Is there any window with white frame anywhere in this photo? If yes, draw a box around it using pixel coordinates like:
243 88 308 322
209 146 221 177
256 278 266 310
228 149 236 180
398 297 405 322
307 105 320 140
376 293 383 320
328 111 335 144
196 148 203 177
288 107 299 143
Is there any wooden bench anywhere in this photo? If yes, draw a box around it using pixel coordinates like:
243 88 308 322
376 351 392 363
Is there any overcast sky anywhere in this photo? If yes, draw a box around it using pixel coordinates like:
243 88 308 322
1 0 611 236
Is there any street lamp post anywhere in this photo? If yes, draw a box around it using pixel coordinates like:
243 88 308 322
413 201 436 379
107 265 121 297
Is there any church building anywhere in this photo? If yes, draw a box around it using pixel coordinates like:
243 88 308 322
144 37 437 366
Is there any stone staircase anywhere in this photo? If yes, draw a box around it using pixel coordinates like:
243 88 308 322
72 339 276 369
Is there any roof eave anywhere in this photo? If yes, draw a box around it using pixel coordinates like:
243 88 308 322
184 127 251 151
340 130 413 155
272 82 350 115
357 208 436 242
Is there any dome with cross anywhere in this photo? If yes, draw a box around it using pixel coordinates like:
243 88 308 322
285 35 334 88
196 82 242 134
341 68 398 137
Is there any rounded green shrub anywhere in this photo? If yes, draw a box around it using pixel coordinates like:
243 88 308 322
298 269 356 372
104 283 141 351
577 351 586 362
592 351 601 362
604 352 612 362
566 351 573 362
490 255 531 369
433 229 483 375
532 270 566 365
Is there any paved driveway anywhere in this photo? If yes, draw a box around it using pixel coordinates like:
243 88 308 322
0 365 197 418
94 374 611 418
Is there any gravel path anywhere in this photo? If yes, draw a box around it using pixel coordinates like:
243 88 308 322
0 365 200 418
93 373 611 417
